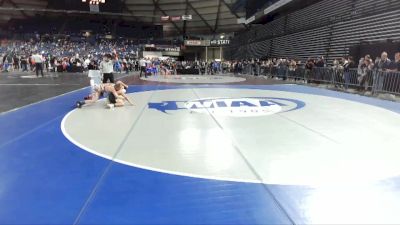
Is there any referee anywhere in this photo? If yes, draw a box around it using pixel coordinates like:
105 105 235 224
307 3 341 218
32 52 44 77
100 54 114 83
139 58 147 78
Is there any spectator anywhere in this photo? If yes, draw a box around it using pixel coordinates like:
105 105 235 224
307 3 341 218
343 56 355 89
304 58 314 83
88 59 98 70
314 57 325 82
374 52 392 91
358 56 374 92
377 52 391 71
389 52 400 71
288 59 297 79
20 55 28 71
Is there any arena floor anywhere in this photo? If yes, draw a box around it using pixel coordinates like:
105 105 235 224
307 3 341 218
1 72 400 224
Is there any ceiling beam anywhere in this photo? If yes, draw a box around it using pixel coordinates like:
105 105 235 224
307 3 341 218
187 3 214 34
126 0 217 7
183 0 188 36
214 0 222 33
221 0 248 29
152 0 183 35
0 7 153 18
121 0 140 22
126 4 216 11
151 0 159 24
5 0 29 18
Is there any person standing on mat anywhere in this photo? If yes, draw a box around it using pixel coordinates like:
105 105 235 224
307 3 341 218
32 52 44 77
100 54 114 83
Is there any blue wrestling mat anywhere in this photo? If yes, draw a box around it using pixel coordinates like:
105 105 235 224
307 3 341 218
1 84 400 225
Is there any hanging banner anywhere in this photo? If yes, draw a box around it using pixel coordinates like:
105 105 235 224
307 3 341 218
182 15 192 20
171 16 182 21
185 40 202 46
184 40 211 46
161 16 170 21
210 39 230 46
161 47 181 52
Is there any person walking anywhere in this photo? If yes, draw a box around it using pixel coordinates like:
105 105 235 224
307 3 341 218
32 52 44 77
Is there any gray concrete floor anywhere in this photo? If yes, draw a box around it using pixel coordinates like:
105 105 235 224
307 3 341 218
0 71 132 113
0 72 294 113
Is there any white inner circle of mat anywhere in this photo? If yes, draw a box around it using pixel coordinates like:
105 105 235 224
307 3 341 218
61 88 400 186
140 75 246 83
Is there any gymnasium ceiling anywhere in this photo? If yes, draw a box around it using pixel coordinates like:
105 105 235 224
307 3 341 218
0 0 248 36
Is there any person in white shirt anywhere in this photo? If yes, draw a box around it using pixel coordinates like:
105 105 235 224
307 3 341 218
84 58 91 70
139 58 147 77
100 54 114 83
32 52 44 77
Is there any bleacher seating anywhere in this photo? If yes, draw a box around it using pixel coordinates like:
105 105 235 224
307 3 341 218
228 0 400 62
329 8 400 60
270 26 330 60
286 0 352 33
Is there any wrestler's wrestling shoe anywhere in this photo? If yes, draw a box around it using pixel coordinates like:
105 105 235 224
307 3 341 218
76 101 85 108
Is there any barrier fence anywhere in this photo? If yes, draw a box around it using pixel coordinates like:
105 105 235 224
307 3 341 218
252 66 400 95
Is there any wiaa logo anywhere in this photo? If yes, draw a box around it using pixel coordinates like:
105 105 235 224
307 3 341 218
148 97 305 117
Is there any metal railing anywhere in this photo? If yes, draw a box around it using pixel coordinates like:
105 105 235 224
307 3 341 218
258 66 400 96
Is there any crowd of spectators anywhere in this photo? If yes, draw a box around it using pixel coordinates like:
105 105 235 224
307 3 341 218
227 53 399 76
0 37 139 73
135 59 232 77
1 36 399 93
226 52 400 93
